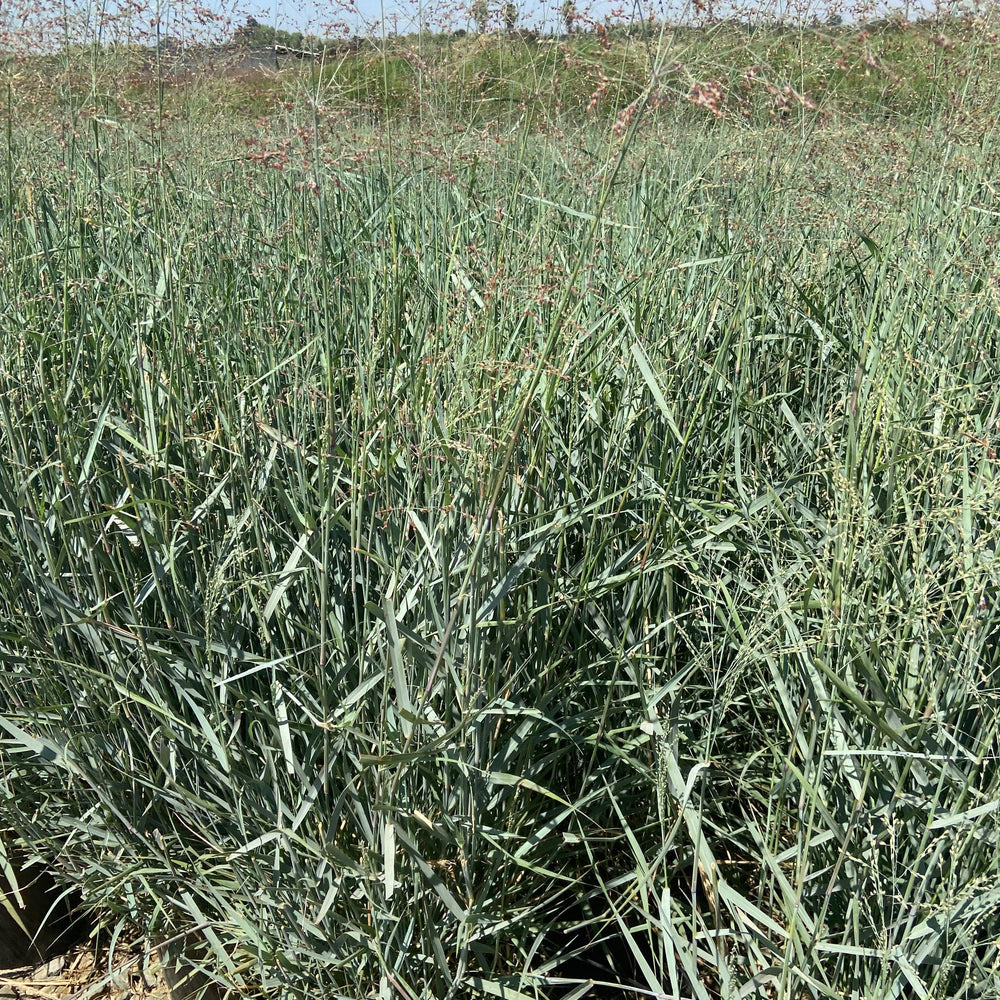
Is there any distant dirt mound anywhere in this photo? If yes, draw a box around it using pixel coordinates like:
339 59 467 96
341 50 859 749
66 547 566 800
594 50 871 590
135 45 281 81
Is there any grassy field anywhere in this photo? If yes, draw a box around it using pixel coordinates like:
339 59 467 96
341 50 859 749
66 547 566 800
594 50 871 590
1 12 1000 1000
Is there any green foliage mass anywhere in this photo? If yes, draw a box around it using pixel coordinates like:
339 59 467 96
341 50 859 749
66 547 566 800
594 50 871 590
7 16 998 133
0 18 999 1000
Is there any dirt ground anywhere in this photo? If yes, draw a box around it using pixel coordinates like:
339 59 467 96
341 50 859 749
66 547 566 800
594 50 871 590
0 939 176 1000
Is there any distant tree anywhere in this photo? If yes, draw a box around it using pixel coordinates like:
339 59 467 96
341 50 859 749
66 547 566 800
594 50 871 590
503 2 518 32
234 15 260 45
280 29 304 49
561 0 577 34
235 17 282 47
470 0 490 32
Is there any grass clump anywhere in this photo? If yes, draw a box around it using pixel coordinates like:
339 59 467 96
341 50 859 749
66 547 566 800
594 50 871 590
1 12 1000 1000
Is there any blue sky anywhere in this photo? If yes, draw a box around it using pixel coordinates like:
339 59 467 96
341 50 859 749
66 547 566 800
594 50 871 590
12 0 938 50
223 0 906 37
233 0 688 36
